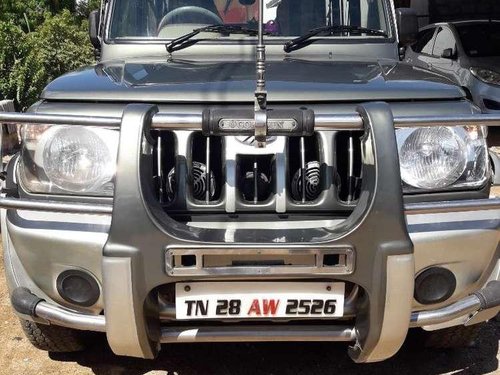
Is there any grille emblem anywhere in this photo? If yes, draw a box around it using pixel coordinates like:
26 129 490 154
219 119 298 132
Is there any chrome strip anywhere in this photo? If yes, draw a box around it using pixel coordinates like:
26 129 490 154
0 196 498 216
152 113 204 130
410 295 481 328
2 112 500 131
165 247 355 276
35 302 106 332
160 325 357 343
0 113 120 127
0 197 113 215
394 114 500 128
404 198 500 215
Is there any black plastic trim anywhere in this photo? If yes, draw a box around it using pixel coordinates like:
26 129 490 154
11 287 44 317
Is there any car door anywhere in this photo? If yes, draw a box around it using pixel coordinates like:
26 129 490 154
405 27 437 71
429 26 461 82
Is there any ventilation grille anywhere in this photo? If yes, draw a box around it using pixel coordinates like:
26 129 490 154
288 136 322 203
336 131 363 203
151 129 362 215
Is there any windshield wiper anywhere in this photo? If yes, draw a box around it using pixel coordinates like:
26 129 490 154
166 24 259 53
284 25 388 53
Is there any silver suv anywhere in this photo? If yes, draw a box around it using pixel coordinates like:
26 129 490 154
0 0 499 364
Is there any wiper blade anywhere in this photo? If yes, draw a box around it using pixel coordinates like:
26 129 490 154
166 24 259 53
284 25 388 53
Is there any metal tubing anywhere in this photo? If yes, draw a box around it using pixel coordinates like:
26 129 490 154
3 112 500 132
151 113 204 130
404 198 500 215
409 295 481 328
0 197 113 215
35 302 106 332
0 113 120 127
395 114 500 128
0 196 497 217
160 325 357 343
314 114 364 130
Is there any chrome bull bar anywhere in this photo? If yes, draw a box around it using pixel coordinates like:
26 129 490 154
0 196 499 216
1 111 500 131
11 281 500 337
1 110 499 216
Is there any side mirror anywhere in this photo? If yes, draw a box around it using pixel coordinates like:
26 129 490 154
396 8 418 46
441 48 456 59
89 10 101 51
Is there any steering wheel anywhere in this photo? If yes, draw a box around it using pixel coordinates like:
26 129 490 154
157 6 223 33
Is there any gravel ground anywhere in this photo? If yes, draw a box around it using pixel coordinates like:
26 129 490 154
0 245 498 375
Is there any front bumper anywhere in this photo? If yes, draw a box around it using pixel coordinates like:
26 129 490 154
2 104 500 363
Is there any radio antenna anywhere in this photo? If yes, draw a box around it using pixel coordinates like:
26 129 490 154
254 0 268 148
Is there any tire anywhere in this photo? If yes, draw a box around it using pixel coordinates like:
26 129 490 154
422 324 482 349
20 319 90 352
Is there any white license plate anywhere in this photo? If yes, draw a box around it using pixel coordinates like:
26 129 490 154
175 282 345 320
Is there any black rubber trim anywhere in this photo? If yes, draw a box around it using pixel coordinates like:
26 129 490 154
202 108 315 137
11 287 44 317
414 267 456 305
473 281 500 311
56 270 100 307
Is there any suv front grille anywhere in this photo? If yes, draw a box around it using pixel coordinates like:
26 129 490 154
151 129 362 217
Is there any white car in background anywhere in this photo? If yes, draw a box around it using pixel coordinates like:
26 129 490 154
405 20 500 113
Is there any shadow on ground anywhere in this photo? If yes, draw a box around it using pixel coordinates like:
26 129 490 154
50 321 499 375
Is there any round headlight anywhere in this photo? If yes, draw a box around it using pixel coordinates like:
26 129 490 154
398 127 467 190
42 127 115 192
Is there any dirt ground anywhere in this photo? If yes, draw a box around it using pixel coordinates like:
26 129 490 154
0 244 498 375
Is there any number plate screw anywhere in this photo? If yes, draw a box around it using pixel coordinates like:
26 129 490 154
326 286 332 291
184 285 191 292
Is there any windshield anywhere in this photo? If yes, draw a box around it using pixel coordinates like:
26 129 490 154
456 23 500 57
109 0 390 41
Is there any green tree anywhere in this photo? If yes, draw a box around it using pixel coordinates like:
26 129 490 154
0 10 94 110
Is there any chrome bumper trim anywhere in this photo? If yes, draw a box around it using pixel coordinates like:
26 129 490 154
160 325 357 343
0 112 120 127
35 302 106 332
404 198 500 215
165 247 355 276
3 112 500 132
0 197 113 215
1 196 498 216
409 295 481 328
394 114 500 128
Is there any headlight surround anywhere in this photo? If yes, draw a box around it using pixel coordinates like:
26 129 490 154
397 126 489 192
19 125 119 196
470 67 500 85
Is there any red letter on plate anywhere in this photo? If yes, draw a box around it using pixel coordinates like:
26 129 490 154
247 299 261 315
263 299 280 315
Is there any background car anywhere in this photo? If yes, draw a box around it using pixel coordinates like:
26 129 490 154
404 20 500 114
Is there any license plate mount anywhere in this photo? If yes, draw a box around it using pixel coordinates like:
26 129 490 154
175 282 345 320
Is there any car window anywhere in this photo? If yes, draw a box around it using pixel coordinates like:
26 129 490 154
108 0 391 40
432 27 455 57
411 28 435 54
456 22 500 57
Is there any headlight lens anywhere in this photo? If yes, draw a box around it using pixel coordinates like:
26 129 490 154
397 126 489 191
20 125 119 196
470 67 500 85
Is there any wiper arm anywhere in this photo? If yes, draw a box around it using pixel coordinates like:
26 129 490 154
284 25 388 53
166 24 259 53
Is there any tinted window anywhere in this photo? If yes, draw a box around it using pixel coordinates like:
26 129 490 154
456 23 500 57
433 27 455 57
412 28 435 54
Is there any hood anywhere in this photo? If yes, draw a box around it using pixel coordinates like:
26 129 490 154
41 57 464 103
